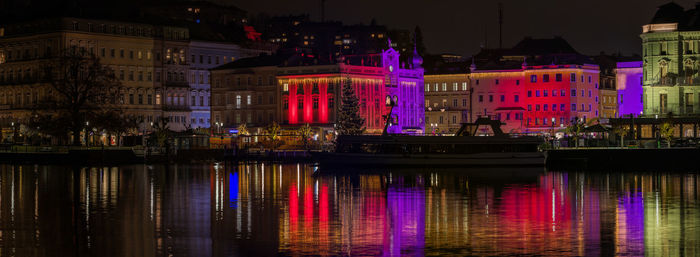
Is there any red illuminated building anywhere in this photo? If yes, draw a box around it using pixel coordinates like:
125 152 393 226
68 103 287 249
277 42 425 134
467 37 600 133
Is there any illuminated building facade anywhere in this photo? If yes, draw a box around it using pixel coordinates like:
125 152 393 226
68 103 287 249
616 61 643 117
641 2 700 117
470 62 599 133
467 37 600 133
423 73 470 134
593 55 619 119
210 55 281 132
0 17 271 141
277 45 424 134
188 41 243 129
0 17 163 141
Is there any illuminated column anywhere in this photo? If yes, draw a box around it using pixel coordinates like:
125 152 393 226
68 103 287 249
320 78 328 124
289 80 298 124
304 79 312 124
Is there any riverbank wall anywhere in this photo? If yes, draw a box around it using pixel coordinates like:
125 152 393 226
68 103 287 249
546 148 700 171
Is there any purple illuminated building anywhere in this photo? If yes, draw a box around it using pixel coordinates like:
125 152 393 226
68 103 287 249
616 61 643 117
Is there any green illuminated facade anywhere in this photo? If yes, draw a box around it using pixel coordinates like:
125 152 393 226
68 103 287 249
641 3 700 117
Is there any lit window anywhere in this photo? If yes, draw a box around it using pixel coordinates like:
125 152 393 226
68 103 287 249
462 82 467 91
283 83 289 91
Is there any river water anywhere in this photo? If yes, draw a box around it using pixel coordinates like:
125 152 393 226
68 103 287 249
0 163 698 256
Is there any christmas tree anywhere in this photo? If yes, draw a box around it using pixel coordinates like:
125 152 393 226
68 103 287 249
336 78 365 135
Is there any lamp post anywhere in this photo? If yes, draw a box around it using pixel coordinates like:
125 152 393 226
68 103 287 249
11 122 16 144
551 117 556 148
84 121 89 147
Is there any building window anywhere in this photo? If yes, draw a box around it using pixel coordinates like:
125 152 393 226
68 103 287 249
552 104 557 111
571 89 576 97
528 105 532 111
298 98 303 109
570 73 576 82
476 79 479 85
479 95 483 102
452 82 458 91
313 98 319 109
528 91 532 97
514 95 519 102
555 74 562 82
495 79 499 85
148 94 152 105
543 90 548 97
571 104 577 111
138 94 143 104
588 76 592 83
489 95 493 102
543 74 550 82
536 91 540 97
128 71 134 80
236 95 241 109
462 82 467 91
463 99 467 106
530 75 537 83
588 90 592 97
543 104 548 111
329 97 334 108
425 84 430 92
536 105 540 111
434 84 439 91
500 95 505 102
246 95 251 105
560 104 565 111
283 98 289 109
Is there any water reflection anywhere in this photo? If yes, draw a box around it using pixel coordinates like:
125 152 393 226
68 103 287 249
0 164 698 256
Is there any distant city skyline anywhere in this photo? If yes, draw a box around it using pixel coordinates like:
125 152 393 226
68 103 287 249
232 0 697 57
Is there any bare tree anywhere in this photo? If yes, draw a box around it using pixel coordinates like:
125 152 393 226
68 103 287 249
41 48 121 145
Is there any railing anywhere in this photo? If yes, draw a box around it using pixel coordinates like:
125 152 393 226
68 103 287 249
162 104 191 111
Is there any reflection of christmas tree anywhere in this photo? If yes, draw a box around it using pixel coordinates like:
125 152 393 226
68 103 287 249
336 78 365 135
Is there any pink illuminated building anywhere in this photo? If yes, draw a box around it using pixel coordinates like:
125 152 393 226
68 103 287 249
277 43 424 134
467 37 600 133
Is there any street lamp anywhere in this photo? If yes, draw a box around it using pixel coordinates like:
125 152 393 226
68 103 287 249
84 121 90 146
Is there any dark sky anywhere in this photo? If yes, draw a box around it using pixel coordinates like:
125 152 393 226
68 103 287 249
230 0 697 57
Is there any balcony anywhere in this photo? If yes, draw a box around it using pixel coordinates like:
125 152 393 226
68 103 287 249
162 105 191 112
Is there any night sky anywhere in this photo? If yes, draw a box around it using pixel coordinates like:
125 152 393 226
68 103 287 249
232 0 695 57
